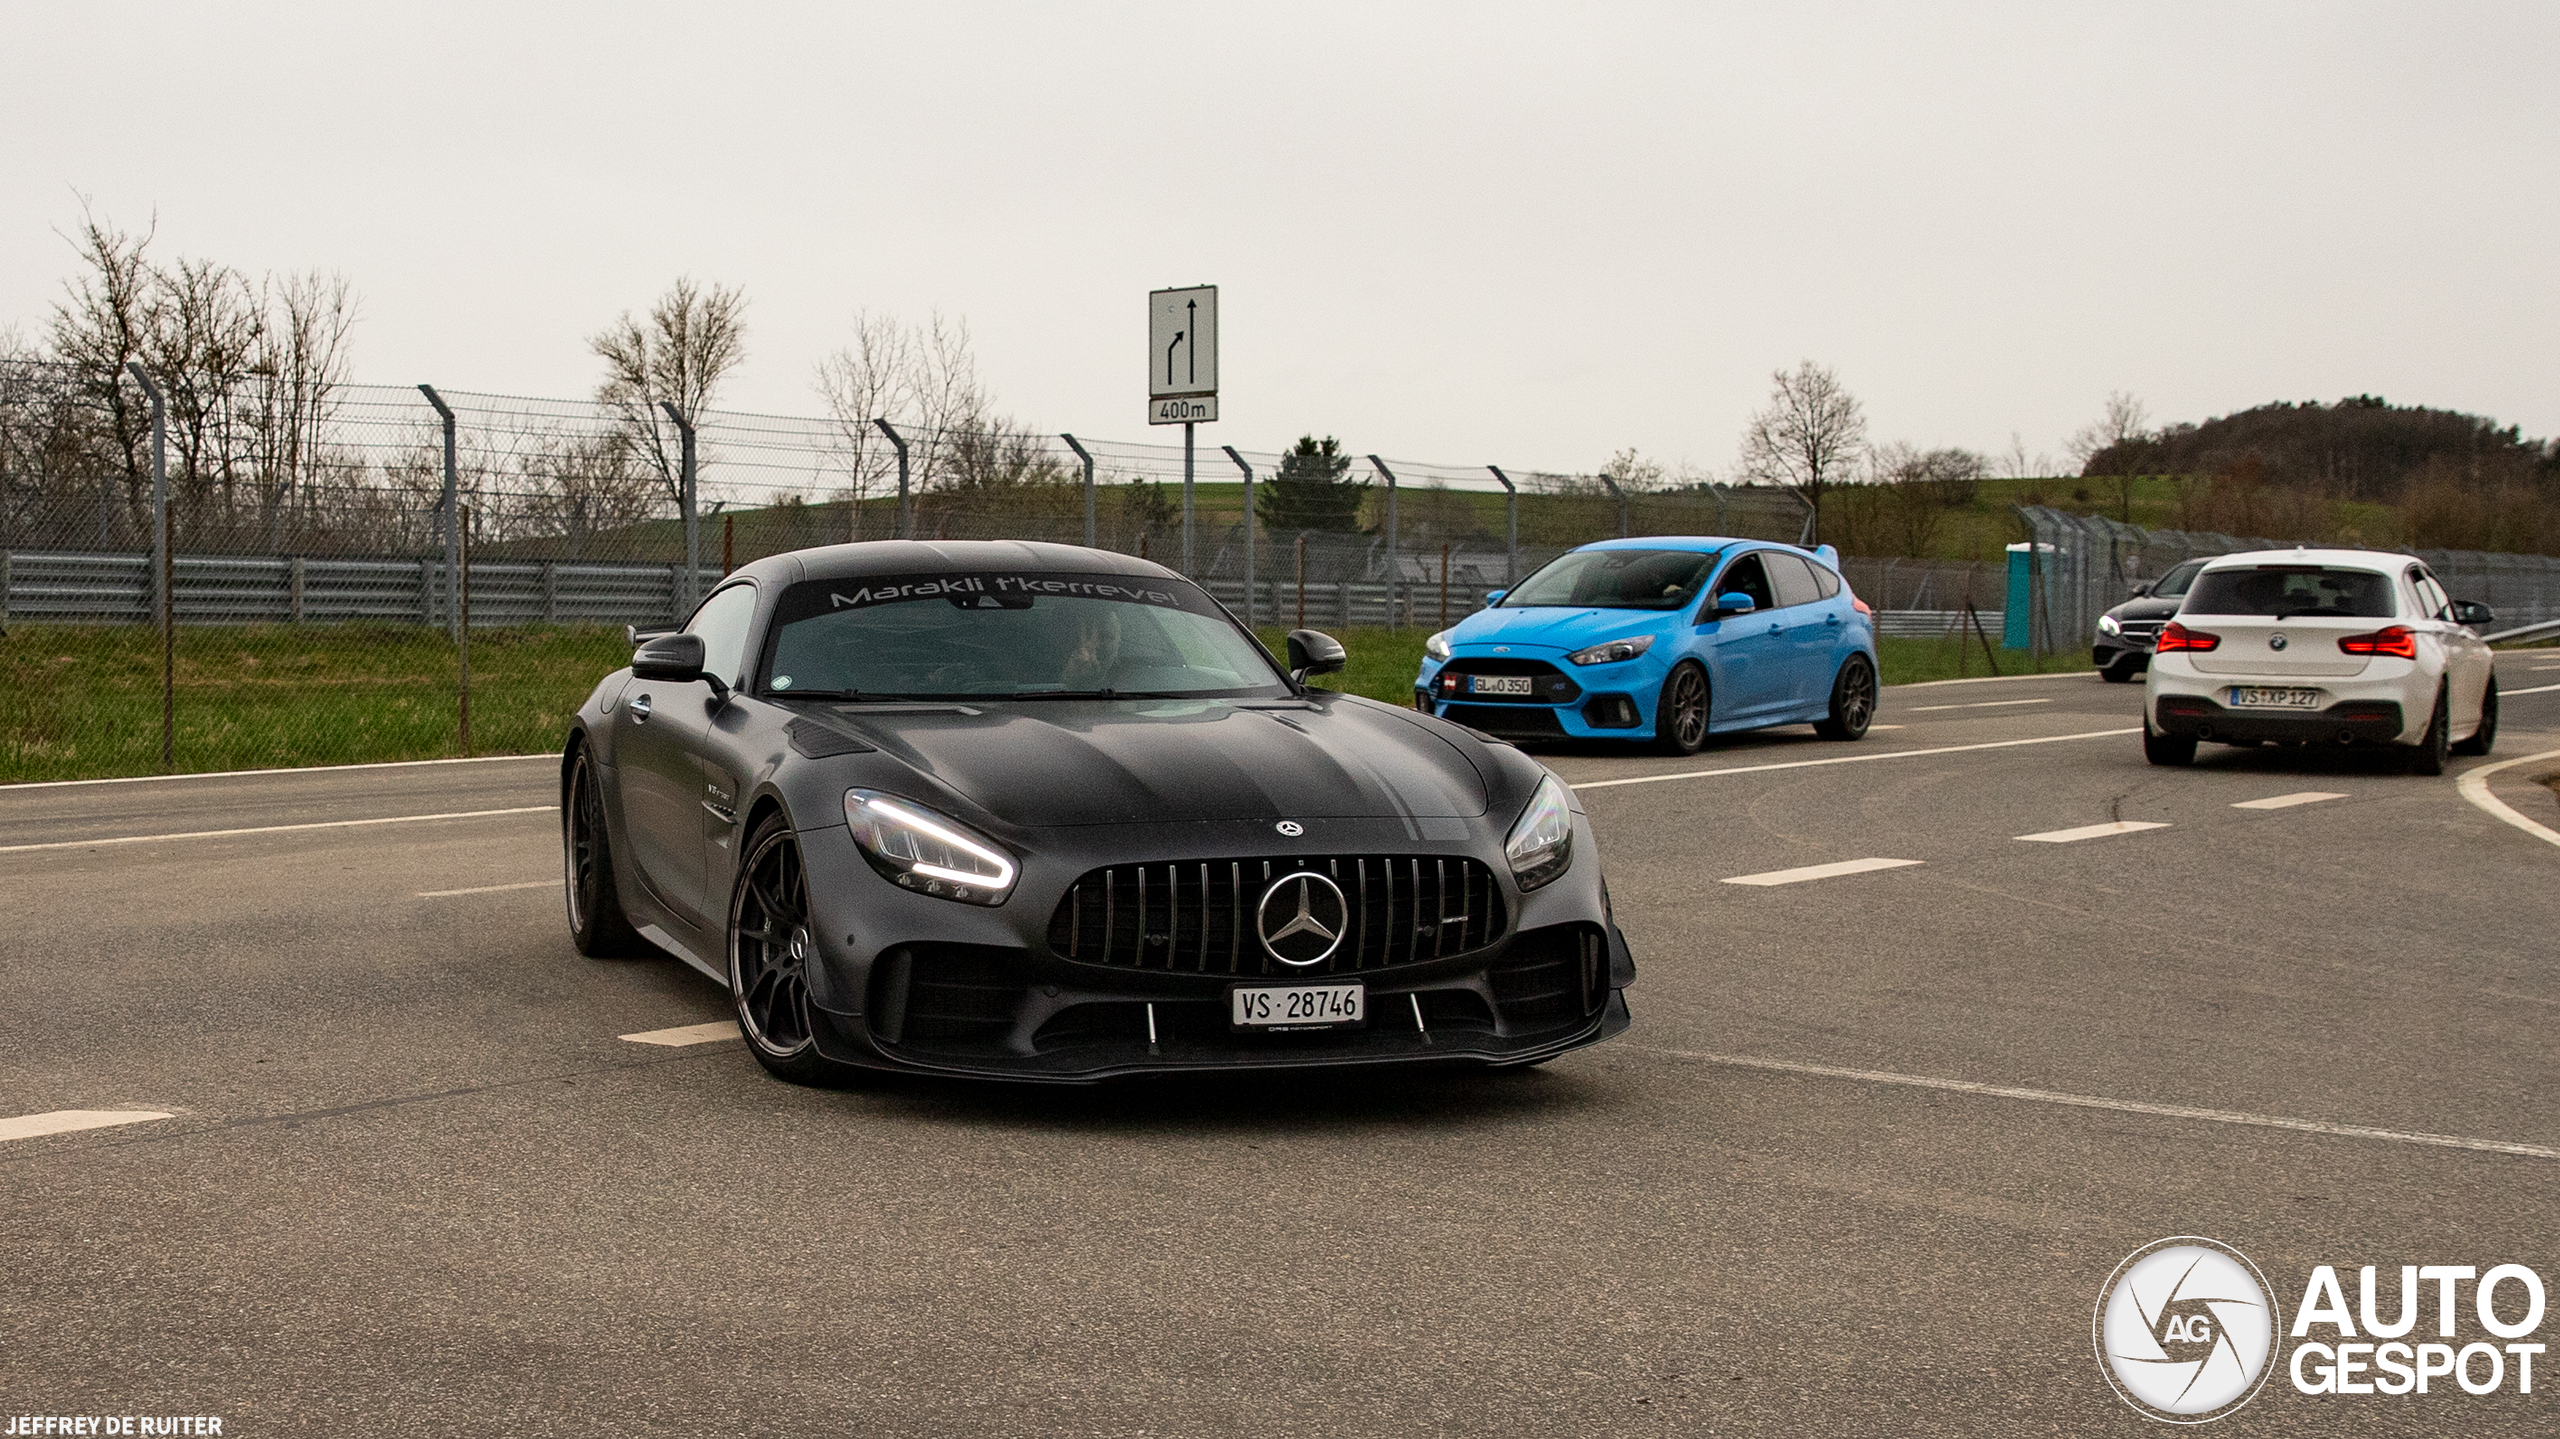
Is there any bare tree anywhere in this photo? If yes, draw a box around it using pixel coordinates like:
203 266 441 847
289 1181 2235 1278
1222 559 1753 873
2067 391 2152 521
591 277 748 503
1738 360 1866 546
242 270 357 543
1998 431 2055 481
810 309 990 536
1866 442 1987 557
46 206 158 514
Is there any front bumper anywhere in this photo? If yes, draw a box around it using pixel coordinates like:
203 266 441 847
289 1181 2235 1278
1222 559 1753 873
790 808 1634 1082
2146 655 2425 745
1412 651 1664 741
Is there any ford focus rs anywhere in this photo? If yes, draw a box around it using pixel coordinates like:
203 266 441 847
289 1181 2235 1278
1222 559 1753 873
561 540 1635 1084
1412 537 1879 752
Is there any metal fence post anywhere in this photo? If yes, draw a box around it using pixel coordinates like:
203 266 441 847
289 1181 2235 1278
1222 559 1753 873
457 504 472 756
417 385 458 640
874 419 911 539
1369 456 1399 626
127 362 172 771
660 402 698 614
1061 433 1095 548
1222 445 1254 628
1486 465 1518 588
1595 468 1628 538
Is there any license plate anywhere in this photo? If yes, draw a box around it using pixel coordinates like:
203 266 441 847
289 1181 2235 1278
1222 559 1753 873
1230 983 1365 1031
1468 674 1534 697
2230 686 2321 708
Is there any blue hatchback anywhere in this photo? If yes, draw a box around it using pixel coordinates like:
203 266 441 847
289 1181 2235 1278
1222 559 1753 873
1412 537 1880 752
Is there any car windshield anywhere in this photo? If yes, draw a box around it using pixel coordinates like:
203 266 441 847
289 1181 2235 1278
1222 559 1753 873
1501 548 1719 610
758 572 1290 700
2152 560 2206 598
2184 565 2396 619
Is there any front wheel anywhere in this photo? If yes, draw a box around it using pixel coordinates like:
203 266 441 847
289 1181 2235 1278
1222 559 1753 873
2406 685 2451 776
730 814 864 1087
1652 661 1711 755
1813 653 1877 740
2452 678 2498 757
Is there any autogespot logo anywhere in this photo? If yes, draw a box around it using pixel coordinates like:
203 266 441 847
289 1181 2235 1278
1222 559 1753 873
2095 1237 2282 1423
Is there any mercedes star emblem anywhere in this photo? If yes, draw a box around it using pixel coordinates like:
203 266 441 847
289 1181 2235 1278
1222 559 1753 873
1256 871 1348 967
1275 820 1304 837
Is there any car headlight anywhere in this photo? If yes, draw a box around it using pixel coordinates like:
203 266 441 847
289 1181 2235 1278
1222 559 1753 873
1424 629 1453 662
2097 614 2121 637
1566 634 1655 666
1504 773 1574 892
844 790 1018 906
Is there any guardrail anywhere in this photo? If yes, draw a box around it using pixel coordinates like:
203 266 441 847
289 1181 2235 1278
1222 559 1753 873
0 550 723 628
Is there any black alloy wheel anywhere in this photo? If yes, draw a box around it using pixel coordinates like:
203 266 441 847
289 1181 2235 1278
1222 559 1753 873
1814 654 1877 740
2407 685 2451 776
2142 717 2196 768
1652 661 1711 754
2452 678 2499 757
564 745 645 958
730 814 859 1086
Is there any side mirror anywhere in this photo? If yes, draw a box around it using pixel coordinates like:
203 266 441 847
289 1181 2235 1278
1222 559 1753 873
1712 592 1756 617
2131 583 2154 598
2452 599 2495 628
1285 629 1347 684
1484 589 1507 606
632 631 707 683
628 623 678 648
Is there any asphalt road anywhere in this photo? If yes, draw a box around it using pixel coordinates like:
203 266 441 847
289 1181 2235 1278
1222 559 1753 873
5 653 2559 1436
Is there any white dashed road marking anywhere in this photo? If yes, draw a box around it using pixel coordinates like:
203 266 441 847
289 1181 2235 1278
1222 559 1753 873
2501 682 2560 696
1907 698 2053 713
418 880 559 897
1570 727 2141 793
2016 820 2170 843
0 1109 174 1143
619 1022 742 1047
0 806 559 855
1722 857 1924 887
2232 792 2346 810
1631 1046 2560 1161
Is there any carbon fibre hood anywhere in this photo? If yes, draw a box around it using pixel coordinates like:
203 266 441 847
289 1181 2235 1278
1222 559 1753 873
825 696 1491 825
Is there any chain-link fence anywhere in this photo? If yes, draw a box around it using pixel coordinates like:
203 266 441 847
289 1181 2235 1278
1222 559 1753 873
2013 505 2560 660
0 358 1822 781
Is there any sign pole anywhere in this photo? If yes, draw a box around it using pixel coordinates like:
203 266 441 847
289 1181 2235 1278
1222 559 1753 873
1182 421 1195 576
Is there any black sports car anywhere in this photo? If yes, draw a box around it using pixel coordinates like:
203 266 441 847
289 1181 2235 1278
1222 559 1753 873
561 540 1635 1084
2091 558 2206 681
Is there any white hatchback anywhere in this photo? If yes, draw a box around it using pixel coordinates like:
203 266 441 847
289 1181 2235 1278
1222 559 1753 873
2142 548 2498 774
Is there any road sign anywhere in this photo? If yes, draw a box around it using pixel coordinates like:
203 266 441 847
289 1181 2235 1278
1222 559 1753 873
1149 286 1217 401
1149 395 1217 426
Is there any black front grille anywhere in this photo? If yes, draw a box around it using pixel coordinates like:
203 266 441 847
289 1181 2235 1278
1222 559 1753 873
1048 855 1508 975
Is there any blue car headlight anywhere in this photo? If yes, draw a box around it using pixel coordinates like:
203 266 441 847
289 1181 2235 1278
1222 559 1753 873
1567 634 1655 666
1424 629 1454 662
845 789 1018 905
1504 774 1574 891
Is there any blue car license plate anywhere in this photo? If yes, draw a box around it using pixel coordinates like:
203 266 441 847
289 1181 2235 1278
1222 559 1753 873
1468 674 1534 697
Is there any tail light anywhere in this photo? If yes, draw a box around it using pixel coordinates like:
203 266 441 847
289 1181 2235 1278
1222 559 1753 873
2157 622 2220 653
2338 625 2416 659
1851 596 1873 616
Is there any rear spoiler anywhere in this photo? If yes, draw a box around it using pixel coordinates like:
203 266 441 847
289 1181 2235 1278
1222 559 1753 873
1811 544 1840 570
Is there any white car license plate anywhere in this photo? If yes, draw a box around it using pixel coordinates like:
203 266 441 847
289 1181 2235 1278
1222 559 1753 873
2229 686 2321 709
1230 983 1365 1030
1469 674 1534 697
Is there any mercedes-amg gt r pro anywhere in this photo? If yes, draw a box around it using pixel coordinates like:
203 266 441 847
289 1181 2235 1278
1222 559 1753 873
561 541 1635 1084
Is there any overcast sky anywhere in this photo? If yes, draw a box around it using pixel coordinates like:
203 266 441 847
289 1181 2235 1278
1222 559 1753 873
5 2 2554 476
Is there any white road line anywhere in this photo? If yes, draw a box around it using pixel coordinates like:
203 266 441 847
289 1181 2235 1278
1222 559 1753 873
619 1021 742 1047
2531 665 2560 672
1629 1046 2560 1162
0 806 559 855
0 1109 174 1143
418 879 558 897
1894 671 2102 689
2016 820 2170 843
1868 724 1906 730
0 752 554 792
1570 727 2141 793
2501 682 2560 696
2232 791 2346 811
2456 748 2560 852
1721 857 1923 887
1907 698 2053 713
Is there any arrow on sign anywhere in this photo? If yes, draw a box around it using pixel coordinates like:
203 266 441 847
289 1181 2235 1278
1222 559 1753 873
1165 325 1184 387
1186 298 1197 385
